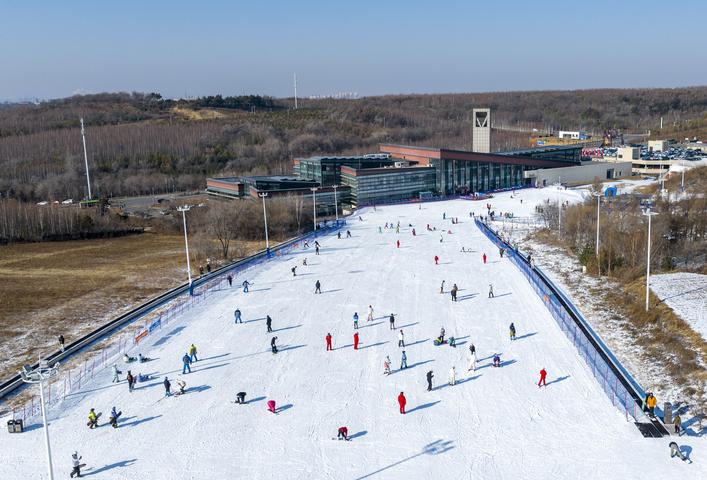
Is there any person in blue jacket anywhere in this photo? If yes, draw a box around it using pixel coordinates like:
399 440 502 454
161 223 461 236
353 312 359 329
182 354 192 374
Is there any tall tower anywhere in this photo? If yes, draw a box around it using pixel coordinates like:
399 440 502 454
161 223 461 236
472 108 491 153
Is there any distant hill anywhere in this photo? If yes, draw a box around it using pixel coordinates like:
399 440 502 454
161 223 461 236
0 87 705 201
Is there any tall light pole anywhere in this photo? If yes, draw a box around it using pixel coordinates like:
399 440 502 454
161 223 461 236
310 187 319 232
332 185 339 224
20 358 60 480
555 177 562 235
80 118 92 199
591 191 601 259
259 192 270 251
643 206 659 312
177 206 193 288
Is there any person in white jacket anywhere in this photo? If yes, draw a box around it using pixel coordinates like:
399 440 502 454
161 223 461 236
367 305 374 322
467 350 477 372
398 330 405 347
449 366 456 386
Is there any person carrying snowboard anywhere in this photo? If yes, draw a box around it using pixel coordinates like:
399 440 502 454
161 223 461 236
383 355 392 375
398 329 405 347
266 315 273 333
509 323 516 341
398 392 407 414
337 426 349 441
367 305 374 322
109 406 122 428
70 452 83 478
315 280 322 294
87 408 99 429
271 336 278 354
426 370 434 391
326 333 333 351
389 313 396 330
234 308 242 324
353 332 360 350
182 354 192 374
538 368 547 387
164 376 172 396
353 312 359 330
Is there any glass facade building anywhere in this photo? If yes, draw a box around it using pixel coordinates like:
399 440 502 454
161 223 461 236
341 166 437 205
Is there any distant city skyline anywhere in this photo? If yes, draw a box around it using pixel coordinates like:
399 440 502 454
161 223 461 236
1 0 706 101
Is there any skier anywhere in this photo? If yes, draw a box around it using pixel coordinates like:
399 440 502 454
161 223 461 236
449 366 456 386
483 253 487 264
227 274 233 287
338 232 342 239
164 376 172 396
303 258 308 266
87 408 99 429
434 255 439 265
315 245 320 255
488 284 494 298
315 280 322 294
398 392 407 414
271 336 278 354
451 284 458 301
59 334 65 353
242 280 250 293
189 344 198 362
353 312 359 329
383 355 392 375
645 392 657 416
234 308 242 324
267 400 277 413
109 406 122 428
389 313 396 330
396 240 400 248
326 333 333 351
400 350 408 369
538 368 547 387
493 354 501 368
509 323 516 341
347 230 351 238
266 315 273 333
440 280 445 294
182 353 192 374
467 350 477 372
412 228 416 236
235 392 247 404
426 370 434 391
367 305 374 322
291 266 297 276
398 329 405 347
70 452 83 478
353 332 360 350
111 364 121 383
337 426 349 440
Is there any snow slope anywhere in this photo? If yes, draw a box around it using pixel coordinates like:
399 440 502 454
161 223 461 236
651 272 707 342
3 190 704 479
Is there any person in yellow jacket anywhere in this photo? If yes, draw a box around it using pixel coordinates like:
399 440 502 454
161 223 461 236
645 392 657 417
188 344 198 362
87 408 99 429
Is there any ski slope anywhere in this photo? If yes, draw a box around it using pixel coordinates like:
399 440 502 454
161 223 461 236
3 189 703 479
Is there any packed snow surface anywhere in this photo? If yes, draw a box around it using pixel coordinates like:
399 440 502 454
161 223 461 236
651 272 707 342
3 189 704 479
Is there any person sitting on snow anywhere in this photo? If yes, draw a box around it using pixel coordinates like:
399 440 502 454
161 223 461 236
123 354 136 363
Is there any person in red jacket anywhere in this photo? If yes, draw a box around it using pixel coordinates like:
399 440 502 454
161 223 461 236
353 332 360 350
396 240 400 248
483 253 487 264
434 255 439 265
337 426 349 441
398 392 406 414
538 368 547 387
326 333 333 351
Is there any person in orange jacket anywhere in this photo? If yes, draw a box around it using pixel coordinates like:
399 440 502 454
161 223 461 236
398 392 407 414
645 392 657 416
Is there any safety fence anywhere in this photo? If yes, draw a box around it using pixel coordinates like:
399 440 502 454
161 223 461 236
475 218 645 422
11 220 345 423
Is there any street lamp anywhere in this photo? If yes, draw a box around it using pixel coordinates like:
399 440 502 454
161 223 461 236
591 191 601 260
20 358 60 480
332 185 339 224
258 192 270 252
555 177 562 235
642 206 659 312
176 206 193 289
310 187 319 232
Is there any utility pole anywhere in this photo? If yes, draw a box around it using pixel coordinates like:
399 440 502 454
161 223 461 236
294 73 298 110
259 192 270 251
80 118 92 199
310 187 318 232
332 185 339 224
177 206 193 289
643 206 659 312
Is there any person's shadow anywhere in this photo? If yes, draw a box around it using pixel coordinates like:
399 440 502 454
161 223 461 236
83 459 137 475
680 445 693 463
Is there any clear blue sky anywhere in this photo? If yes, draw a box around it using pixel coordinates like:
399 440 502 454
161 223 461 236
1 0 705 100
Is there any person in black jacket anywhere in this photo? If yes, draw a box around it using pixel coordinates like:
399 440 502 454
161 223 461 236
315 280 322 294
163 377 171 397
266 315 273 333
426 370 434 391
271 337 278 354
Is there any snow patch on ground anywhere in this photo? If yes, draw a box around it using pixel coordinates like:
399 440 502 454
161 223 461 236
651 272 707 342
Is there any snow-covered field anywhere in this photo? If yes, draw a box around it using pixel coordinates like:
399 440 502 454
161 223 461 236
651 272 707 342
3 190 703 479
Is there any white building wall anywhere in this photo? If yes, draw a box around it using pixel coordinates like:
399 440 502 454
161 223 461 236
524 161 633 187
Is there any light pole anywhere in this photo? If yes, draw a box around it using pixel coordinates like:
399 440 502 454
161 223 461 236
332 185 339 224
591 191 601 259
259 192 270 251
555 177 562 235
310 187 319 232
80 118 92 199
643 206 659 312
177 206 193 288
20 358 60 480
